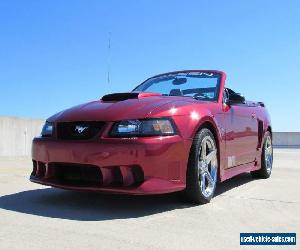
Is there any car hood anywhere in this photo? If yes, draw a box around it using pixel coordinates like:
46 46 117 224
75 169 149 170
47 93 197 122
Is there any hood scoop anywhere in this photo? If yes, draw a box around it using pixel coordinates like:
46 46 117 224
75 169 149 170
101 92 161 102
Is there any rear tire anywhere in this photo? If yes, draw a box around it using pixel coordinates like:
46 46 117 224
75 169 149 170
251 131 273 179
182 128 218 204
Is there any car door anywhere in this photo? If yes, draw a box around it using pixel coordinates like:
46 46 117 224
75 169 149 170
223 93 258 168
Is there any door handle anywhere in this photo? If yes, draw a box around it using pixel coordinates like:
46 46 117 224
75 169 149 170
251 113 256 119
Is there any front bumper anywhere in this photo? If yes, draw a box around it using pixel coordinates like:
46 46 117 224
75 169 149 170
31 136 191 194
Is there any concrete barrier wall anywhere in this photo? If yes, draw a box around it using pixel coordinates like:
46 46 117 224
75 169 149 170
0 116 299 156
0 116 44 156
272 132 300 148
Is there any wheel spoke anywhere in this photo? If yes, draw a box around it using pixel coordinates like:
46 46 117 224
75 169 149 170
205 150 216 164
205 171 214 188
198 160 205 174
269 147 272 155
201 139 207 159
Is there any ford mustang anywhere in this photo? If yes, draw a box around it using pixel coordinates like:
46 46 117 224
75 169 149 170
30 70 273 204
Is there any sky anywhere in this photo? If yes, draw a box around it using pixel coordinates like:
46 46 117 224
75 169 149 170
0 0 299 131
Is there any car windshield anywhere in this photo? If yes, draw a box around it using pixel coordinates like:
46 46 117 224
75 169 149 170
133 72 221 101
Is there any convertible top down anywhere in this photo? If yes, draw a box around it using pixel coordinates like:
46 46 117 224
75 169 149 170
30 70 272 204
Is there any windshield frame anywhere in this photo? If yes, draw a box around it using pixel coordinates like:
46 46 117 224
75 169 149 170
132 70 224 103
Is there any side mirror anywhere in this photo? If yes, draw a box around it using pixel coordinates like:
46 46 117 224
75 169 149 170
226 93 245 105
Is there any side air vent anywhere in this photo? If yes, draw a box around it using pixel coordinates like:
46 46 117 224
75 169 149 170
257 120 264 148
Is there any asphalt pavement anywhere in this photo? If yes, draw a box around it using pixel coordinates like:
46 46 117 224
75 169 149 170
0 149 299 250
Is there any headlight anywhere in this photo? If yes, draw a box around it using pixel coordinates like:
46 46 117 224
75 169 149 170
41 122 54 137
110 118 176 137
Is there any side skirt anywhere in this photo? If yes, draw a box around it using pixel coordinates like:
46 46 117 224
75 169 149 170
220 162 260 182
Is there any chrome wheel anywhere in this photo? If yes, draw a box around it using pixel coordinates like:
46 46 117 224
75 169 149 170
198 136 218 198
264 135 273 174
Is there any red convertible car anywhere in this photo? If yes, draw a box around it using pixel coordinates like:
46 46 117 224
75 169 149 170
30 70 273 204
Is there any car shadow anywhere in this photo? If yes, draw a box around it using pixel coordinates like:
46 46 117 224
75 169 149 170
215 172 255 196
0 173 255 221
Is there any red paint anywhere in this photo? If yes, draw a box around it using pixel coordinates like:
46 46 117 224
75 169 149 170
31 70 271 194
137 92 162 98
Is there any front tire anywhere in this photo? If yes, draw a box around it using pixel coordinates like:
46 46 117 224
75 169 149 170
251 131 273 179
183 128 218 204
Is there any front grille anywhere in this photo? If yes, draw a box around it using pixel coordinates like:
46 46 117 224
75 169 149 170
56 121 105 140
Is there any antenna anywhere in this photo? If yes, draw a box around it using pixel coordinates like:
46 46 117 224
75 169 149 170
107 32 111 85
